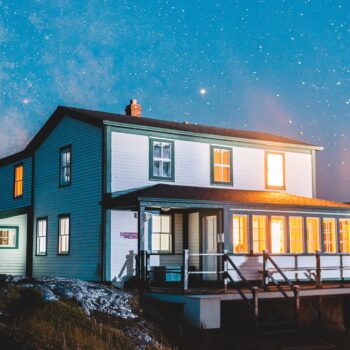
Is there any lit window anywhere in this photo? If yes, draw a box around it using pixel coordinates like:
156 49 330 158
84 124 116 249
266 152 285 189
306 217 320 253
233 215 248 253
150 139 174 181
339 219 350 253
36 218 47 255
252 215 266 253
14 164 24 198
151 215 172 253
0 227 18 248
59 146 71 187
270 216 286 253
289 217 304 253
211 146 232 184
323 218 336 253
58 215 70 254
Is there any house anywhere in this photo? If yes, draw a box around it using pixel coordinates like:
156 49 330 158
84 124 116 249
1 99 350 299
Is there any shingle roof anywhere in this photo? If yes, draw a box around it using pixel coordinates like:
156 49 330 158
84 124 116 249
106 184 350 210
0 105 321 167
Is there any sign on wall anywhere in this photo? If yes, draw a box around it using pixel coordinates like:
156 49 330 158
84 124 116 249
120 232 138 239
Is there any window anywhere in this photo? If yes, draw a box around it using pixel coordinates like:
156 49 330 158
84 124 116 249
265 152 285 189
59 146 71 187
58 215 70 254
14 164 24 198
0 227 18 248
323 218 336 253
149 139 174 181
232 215 248 253
211 146 233 185
36 218 47 255
252 215 266 253
270 216 286 253
339 219 350 253
289 217 304 253
306 217 320 253
151 215 172 253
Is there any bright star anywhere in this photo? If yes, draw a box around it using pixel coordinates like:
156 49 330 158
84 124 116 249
200 88 207 95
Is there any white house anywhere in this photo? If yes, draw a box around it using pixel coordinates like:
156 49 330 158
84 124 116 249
1 99 350 292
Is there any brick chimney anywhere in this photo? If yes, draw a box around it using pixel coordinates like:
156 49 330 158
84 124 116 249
125 99 142 117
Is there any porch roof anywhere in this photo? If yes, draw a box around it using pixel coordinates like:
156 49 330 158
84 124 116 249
106 184 350 210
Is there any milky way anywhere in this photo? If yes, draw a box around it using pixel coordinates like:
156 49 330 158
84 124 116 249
0 0 349 200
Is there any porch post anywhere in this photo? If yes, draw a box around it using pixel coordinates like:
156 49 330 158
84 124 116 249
223 206 233 253
138 205 146 283
183 249 189 293
223 249 228 292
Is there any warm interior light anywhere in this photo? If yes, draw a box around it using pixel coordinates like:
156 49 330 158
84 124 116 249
270 217 285 253
267 153 284 187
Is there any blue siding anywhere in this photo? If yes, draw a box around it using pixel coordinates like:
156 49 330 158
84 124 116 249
0 157 32 212
32 116 102 281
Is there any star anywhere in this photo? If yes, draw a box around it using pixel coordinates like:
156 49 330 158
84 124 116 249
199 88 207 95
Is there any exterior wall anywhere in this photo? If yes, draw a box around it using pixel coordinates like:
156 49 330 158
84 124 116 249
0 214 27 275
32 116 102 281
0 157 32 212
110 131 313 197
108 210 138 286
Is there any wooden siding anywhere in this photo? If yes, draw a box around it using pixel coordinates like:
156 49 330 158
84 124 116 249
0 214 27 275
0 157 32 212
110 131 313 197
32 116 102 281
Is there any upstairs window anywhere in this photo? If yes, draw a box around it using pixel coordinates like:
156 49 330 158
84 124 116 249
339 219 350 253
58 215 70 255
323 218 336 253
14 164 24 198
151 214 172 253
265 152 285 190
232 215 248 253
211 146 233 185
59 146 71 187
149 139 174 181
36 218 47 256
0 227 18 248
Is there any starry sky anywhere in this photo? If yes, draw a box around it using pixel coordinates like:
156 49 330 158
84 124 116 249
0 0 349 201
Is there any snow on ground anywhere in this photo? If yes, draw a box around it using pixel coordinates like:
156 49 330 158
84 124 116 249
3 275 136 319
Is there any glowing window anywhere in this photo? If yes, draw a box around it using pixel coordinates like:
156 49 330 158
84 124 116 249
266 152 285 189
0 227 18 248
323 218 336 253
59 146 71 187
252 215 266 253
151 215 172 253
289 217 304 253
150 139 174 181
14 164 24 198
339 219 350 253
58 215 70 255
232 215 248 253
36 218 47 256
270 216 286 253
306 217 320 253
211 146 232 184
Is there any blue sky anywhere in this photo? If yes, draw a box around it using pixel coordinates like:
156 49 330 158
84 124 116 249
0 0 349 200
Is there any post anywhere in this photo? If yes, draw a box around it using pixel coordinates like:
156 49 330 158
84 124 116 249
145 250 151 290
183 249 189 293
262 250 267 291
340 254 344 288
139 250 145 290
251 286 259 331
315 250 321 288
293 285 300 331
223 250 228 292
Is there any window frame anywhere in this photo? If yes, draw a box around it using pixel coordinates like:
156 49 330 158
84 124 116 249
323 218 337 253
149 214 173 254
59 145 72 188
36 217 48 256
13 163 24 199
265 151 286 190
289 216 304 253
339 218 350 253
0 226 19 249
210 145 233 186
57 214 70 255
252 215 267 254
232 214 249 254
149 138 175 182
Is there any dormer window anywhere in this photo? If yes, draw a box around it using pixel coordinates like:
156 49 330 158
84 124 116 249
14 164 24 198
149 139 174 181
210 146 233 185
265 151 285 190
59 146 71 187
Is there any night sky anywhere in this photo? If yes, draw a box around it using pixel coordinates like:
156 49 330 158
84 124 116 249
0 1 349 201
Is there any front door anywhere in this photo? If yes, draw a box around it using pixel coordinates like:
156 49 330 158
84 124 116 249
202 215 218 281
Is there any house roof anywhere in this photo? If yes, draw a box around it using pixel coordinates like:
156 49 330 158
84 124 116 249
106 184 350 210
0 105 321 166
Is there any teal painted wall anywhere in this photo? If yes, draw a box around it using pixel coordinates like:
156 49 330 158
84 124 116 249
32 116 102 281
